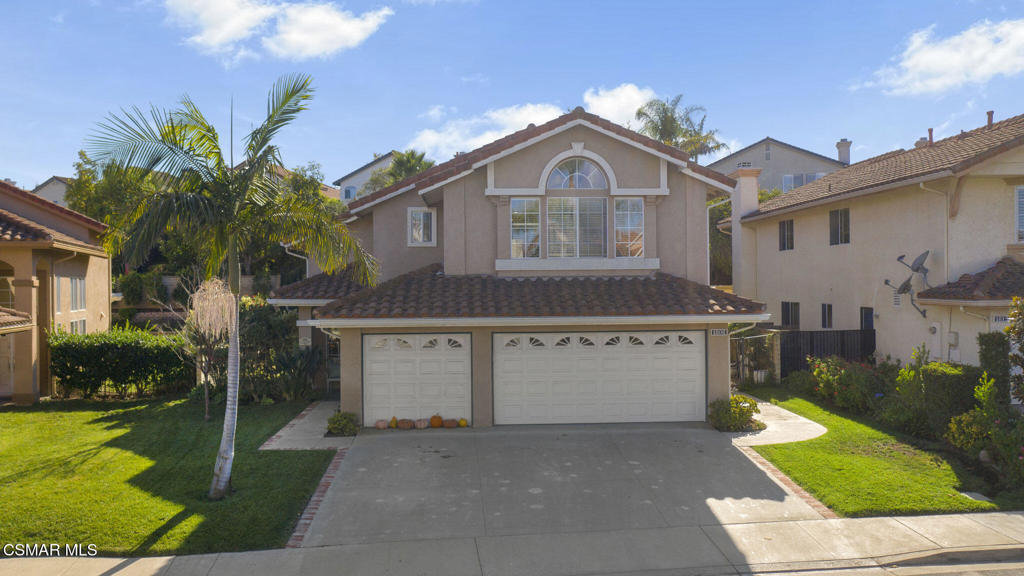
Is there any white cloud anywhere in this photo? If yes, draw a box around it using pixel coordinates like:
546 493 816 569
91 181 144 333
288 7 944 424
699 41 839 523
866 19 1024 95
409 103 562 160
164 0 392 65
408 83 663 160
705 138 741 164
263 5 393 60
419 104 456 122
582 83 657 127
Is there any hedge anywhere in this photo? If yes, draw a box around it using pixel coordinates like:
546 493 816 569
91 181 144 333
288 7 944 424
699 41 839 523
49 325 192 398
978 332 1011 404
920 362 984 439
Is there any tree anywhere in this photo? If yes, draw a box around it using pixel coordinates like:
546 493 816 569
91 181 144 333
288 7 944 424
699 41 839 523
1009 297 1024 403
360 149 435 195
634 94 729 162
187 278 234 421
89 74 377 499
65 151 155 223
707 189 782 285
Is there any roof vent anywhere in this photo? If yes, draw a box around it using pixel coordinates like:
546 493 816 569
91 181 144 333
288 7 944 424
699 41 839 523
526 123 536 129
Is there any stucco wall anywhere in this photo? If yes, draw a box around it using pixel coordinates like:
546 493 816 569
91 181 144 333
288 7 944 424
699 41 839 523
709 140 843 192
334 322 731 427
33 180 69 207
369 191 444 281
739 165 1018 365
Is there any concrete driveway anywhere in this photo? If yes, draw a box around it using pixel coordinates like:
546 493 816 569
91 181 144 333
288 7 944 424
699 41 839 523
301 423 822 553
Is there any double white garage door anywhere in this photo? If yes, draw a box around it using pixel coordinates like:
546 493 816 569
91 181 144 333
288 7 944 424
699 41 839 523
362 331 706 426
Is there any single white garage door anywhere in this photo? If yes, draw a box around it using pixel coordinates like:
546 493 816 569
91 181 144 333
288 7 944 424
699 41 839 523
493 331 705 425
363 334 472 424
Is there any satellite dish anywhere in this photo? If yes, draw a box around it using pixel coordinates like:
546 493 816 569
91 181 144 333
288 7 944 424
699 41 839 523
909 251 929 273
897 276 913 295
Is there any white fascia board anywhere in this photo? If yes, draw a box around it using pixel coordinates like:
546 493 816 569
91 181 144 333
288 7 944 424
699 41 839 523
740 171 954 224
267 298 334 307
309 313 771 329
417 169 475 196
917 298 1010 307
680 167 734 194
485 188 544 196
349 183 417 214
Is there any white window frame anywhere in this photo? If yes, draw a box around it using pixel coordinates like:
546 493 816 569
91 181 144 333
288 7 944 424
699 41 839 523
545 197 609 259
54 276 62 314
407 207 437 247
614 197 644 258
343 186 356 200
1016 186 1024 243
510 197 541 259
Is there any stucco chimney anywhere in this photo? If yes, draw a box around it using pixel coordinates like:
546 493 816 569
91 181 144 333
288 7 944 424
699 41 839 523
836 138 851 164
730 168 761 298
928 128 933 144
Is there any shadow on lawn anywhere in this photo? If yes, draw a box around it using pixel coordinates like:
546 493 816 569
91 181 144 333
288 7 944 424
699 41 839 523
77 398 330 556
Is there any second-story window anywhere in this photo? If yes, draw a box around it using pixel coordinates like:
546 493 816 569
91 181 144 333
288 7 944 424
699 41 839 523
344 186 356 200
778 219 794 251
546 198 607 258
614 198 644 257
510 198 540 258
781 301 800 329
829 208 850 245
407 207 436 247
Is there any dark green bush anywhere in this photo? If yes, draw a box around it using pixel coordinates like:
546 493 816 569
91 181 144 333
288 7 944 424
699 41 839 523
708 394 764 432
921 362 983 439
237 296 317 403
49 325 192 398
947 373 1024 487
327 411 359 436
782 370 817 395
978 332 1011 404
834 362 883 413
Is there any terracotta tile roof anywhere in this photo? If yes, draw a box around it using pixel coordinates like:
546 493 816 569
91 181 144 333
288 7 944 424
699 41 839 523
271 269 368 301
747 112 1024 220
315 264 764 320
0 179 106 232
0 207 101 251
345 108 735 213
918 257 1024 302
0 307 31 332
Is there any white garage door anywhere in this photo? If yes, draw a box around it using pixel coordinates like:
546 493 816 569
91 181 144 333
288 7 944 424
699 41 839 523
493 331 705 425
363 334 472 424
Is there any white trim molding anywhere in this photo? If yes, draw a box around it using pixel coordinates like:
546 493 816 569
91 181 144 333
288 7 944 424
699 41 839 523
494 257 660 271
306 312 772 330
680 166 734 194
267 298 335 307
917 298 1012 307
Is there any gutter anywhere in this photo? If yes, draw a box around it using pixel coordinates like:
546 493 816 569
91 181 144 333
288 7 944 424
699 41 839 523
267 298 334 307
917 298 1010 307
680 167 735 194
741 170 954 224
303 312 772 329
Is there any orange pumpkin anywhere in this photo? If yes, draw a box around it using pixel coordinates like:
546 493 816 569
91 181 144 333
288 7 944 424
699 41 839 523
430 414 444 428
397 419 414 430
443 418 458 428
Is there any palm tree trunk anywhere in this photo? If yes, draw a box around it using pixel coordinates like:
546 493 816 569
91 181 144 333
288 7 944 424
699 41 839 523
209 240 241 500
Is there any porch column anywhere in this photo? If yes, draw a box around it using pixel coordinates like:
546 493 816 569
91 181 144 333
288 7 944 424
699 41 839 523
336 328 362 419
12 277 38 404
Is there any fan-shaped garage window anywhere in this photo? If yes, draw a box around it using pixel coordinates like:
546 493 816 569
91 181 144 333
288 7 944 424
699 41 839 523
529 337 546 348
395 338 413 349
578 336 595 347
422 338 439 349
546 158 608 189
654 335 671 346
505 337 520 348
678 336 694 345
555 336 571 347
604 336 621 346
447 338 463 349
628 336 645 346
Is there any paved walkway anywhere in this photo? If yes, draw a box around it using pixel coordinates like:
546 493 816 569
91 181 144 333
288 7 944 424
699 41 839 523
728 400 828 446
259 401 353 451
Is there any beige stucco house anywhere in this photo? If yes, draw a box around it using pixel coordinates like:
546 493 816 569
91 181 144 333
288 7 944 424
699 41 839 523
331 151 396 203
708 137 849 193
31 175 73 207
730 111 1024 368
0 180 111 403
274 108 767 426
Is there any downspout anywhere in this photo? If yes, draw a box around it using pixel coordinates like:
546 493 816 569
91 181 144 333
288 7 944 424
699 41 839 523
281 243 310 278
960 305 991 332
919 182 950 284
707 197 730 286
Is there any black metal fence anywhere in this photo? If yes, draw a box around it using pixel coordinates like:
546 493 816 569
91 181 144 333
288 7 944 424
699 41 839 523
780 329 876 376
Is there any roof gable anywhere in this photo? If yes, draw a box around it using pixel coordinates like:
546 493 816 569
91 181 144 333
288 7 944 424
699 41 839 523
0 179 105 232
708 137 845 170
345 108 736 215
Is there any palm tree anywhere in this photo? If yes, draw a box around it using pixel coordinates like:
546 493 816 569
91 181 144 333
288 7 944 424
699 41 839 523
634 94 702 147
634 94 729 162
89 74 377 499
360 149 435 195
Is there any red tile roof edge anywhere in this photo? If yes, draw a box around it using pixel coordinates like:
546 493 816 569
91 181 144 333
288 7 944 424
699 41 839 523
1 179 106 232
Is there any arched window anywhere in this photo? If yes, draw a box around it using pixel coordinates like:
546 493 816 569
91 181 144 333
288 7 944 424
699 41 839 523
546 158 608 189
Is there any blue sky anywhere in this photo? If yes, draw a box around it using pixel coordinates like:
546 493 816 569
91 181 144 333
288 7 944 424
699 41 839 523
2 0 1024 188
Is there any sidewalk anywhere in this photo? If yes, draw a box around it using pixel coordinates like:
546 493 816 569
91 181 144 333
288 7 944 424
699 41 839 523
259 400 352 451
3 512 1023 576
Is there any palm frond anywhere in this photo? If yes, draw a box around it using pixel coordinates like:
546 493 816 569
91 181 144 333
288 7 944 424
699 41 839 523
115 190 219 268
244 74 314 160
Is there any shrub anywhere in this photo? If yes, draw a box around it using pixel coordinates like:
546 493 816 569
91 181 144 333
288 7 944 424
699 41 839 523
49 325 192 398
1010 297 1024 403
708 394 764 432
834 362 882 414
978 332 1011 404
920 362 983 439
327 411 360 436
117 270 163 306
947 373 1024 487
878 346 930 436
808 356 845 401
237 296 315 403
782 370 817 395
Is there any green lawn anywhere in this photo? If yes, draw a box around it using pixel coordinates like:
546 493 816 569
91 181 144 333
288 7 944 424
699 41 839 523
745 386 1022 517
0 398 334 556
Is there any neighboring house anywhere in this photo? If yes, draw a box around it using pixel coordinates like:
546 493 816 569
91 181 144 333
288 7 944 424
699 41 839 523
0 180 111 403
275 107 767 427
708 137 849 193
331 151 396 203
270 165 341 201
730 111 1024 367
31 176 73 206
